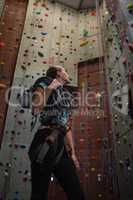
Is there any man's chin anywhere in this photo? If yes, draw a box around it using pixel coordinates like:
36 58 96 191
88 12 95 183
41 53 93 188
65 80 70 85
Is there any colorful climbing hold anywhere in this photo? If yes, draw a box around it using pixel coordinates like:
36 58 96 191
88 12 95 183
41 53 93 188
20 144 26 149
0 42 5 48
42 61 47 64
0 162 4 166
90 10 96 16
71 29 74 33
14 144 19 149
38 52 44 57
91 167 96 172
44 13 48 17
41 32 48 36
123 135 128 144
36 11 41 15
96 138 101 144
80 40 88 47
122 57 128 66
83 29 89 37
91 155 96 160
0 83 7 89
98 194 102 198
127 3 133 10
23 176 28 182
0 61 5 65
119 160 124 168
128 43 133 52
9 144 12 148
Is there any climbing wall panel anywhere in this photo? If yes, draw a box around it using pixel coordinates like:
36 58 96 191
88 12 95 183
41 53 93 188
71 58 118 200
102 0 133 199
13 0 101 86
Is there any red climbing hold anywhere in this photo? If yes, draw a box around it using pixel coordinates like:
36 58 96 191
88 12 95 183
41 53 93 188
90 11 96 16
42 3 46 7
91 155 96 160
0 41 5 48
96 138 101 144
23 177 28 182
122 57 128 66
129 72 133 82
42 61 47 64
128 43 133 52
33 3 38 6
14 144 19 149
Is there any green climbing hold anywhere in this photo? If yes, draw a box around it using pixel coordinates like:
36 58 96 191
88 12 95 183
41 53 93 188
119 160 124 167
123 135 128 143
127 3 133 10
38 52 44 57
83 29 88 37
36 11 41 15
19 109 25 113
0 162 3 166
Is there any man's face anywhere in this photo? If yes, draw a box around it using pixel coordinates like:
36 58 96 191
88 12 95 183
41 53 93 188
57 66 69 82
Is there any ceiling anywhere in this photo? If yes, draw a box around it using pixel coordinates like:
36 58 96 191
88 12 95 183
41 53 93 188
54 0 101 10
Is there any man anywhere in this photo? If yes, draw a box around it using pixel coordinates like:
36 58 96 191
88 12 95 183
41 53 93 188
28 66 85 200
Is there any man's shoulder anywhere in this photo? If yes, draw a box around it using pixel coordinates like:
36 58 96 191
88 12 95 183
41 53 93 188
30 76 50 92
35 76 47 84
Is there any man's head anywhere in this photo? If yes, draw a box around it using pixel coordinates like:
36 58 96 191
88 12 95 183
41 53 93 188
46 66 69 83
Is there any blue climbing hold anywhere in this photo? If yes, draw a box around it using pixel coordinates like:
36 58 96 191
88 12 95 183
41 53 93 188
41 32 48 36
20 145 26 149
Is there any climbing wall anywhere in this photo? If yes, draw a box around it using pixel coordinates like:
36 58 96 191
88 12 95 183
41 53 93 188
12 0 102 87
0 0 102 199
102 0 133 199
0 0 28 145
71 58 118 200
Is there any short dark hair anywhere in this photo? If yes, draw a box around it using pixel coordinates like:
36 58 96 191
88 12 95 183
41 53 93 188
46 66 61 79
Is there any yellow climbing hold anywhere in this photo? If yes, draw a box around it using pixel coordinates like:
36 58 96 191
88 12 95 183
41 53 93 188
81 81 85 88
0 83 7 89
0 61 5 65
80 40 88 47
71 29 74 33
90 167 96 172
98 194 102 198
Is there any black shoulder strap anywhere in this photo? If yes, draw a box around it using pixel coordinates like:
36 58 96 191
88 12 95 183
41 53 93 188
30 76 53 93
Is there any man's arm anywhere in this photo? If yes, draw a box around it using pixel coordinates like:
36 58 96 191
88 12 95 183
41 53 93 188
32 79 62 116
32 87 44 115
32 87 53 115
66 130 80 169
66 129 76 155
65 114 75 155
